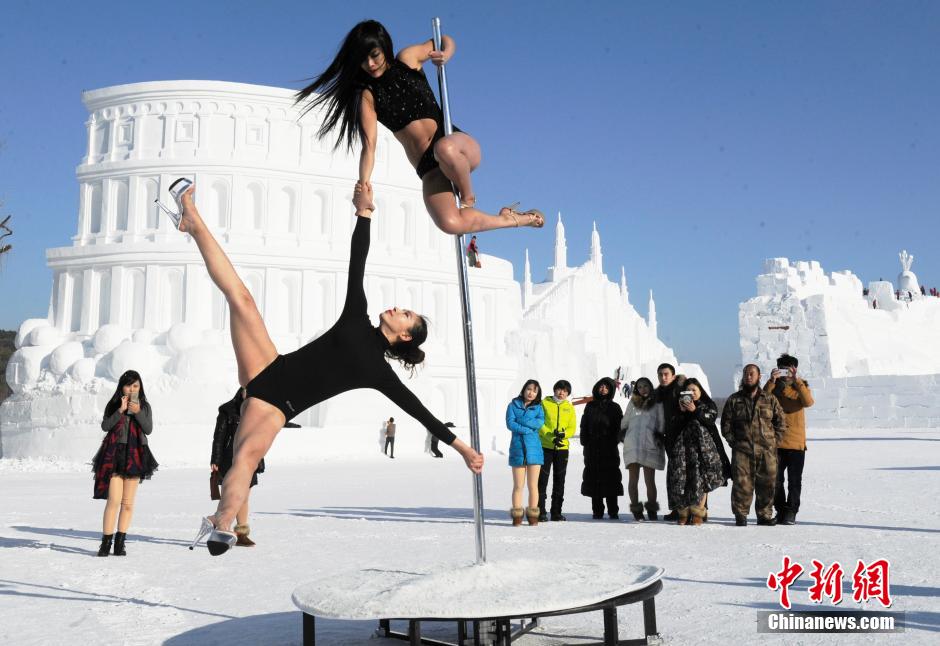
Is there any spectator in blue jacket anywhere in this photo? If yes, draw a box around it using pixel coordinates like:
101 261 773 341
506 379 545 526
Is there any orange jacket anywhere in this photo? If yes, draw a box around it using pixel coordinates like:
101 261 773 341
763 378 814 450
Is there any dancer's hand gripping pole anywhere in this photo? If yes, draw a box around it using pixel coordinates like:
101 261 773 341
432 17 487 565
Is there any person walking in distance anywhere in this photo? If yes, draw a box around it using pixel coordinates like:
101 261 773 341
764 354 814 525
384 417 396 458
537 380 577 522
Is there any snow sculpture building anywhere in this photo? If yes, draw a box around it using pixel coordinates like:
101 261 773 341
738 256 940 428
1 81 705 462
513 214 709 398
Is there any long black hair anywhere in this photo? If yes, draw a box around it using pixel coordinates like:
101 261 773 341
103 370 149 418
294 20 395 151
386 314 429 376
516 379 543 407
684 377 715 409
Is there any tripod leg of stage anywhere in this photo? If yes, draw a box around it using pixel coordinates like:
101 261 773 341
432 16 486 565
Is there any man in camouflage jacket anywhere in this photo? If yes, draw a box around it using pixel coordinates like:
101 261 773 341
721 364 787 526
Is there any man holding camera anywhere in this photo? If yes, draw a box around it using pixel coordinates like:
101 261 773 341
537 380 577 522
721 364 787 526
764 354 814 525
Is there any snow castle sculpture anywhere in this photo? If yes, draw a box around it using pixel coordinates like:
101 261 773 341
1 81 705 462
738 256 940 428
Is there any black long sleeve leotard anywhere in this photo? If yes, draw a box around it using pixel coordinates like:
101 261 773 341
244 216 457 445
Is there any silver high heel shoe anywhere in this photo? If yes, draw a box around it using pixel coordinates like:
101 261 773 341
154 177 193 231
189 516 237 556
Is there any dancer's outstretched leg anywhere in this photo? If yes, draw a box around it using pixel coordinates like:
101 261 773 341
423 170 544 235
176 186 278 386
172 185 286 547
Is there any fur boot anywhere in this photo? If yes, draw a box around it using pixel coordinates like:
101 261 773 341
689 505 707 526
629 503 645 522
644 501 660 521
510 507 524 527
676 507 690 526
526 506 540 526
234 524 256 547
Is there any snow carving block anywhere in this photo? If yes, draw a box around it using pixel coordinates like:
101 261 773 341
738 255 940 428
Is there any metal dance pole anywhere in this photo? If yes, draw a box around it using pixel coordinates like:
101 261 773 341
432 16 486 565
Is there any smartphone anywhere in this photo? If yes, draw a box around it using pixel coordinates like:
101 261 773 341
130 392 139 405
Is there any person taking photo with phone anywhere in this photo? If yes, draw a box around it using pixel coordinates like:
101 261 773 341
666 379 730 525
92 370 158 556
764 354 814 525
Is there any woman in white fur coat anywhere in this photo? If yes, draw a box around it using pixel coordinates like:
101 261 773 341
620 377 665 521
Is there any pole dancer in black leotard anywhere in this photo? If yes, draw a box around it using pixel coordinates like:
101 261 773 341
166 181 485 555
295 20 544 236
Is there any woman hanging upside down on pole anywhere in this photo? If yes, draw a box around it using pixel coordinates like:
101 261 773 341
295 19 544 235
165 180 485 555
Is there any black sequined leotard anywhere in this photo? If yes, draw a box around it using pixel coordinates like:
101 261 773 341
244 216 457 445
365 59 461 179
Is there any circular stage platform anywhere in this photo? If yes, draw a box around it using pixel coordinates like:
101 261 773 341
293 558 664 645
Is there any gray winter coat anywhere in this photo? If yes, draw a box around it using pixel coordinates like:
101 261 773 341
621 400 665 470
101 404 153 444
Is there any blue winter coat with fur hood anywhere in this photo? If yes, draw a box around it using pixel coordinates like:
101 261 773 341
506 397 545 467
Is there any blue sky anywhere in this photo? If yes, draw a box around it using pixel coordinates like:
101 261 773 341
1 1 938 395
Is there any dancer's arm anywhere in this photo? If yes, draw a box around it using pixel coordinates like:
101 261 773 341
339 212 372 319
397 36 455 70
357 90 378 196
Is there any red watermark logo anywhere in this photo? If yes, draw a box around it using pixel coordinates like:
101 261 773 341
767 557 892 609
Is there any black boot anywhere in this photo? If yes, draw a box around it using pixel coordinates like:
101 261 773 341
113 532 127 556
644 501 659 521
663 509 678 521
779 510 797 525
629 503 645 522
735 515 748 527
97 534 113 557
757 516 777 526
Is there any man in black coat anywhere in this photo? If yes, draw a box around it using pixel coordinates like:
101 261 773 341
654 363 687 521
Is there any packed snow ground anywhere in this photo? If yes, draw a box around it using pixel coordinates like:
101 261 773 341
1 426 938 645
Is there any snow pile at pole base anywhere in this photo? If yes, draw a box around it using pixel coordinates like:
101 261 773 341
737 256 940 427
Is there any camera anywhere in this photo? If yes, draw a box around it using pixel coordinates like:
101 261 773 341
679 391 693 405
130 391 139 405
